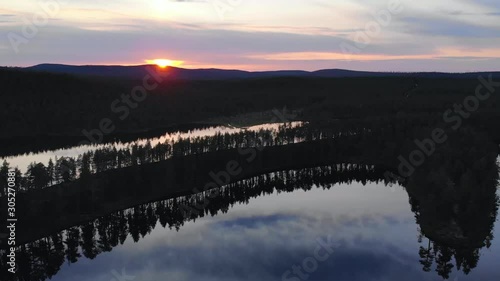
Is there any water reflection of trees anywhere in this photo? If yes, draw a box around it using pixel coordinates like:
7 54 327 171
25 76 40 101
0 163 388 281
408 129 499 279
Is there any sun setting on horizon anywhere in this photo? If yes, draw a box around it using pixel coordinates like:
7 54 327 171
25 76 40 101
146 59 184 68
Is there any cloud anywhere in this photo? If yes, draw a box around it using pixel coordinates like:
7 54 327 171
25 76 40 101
462 0 500 10
51 210 426 281
444 10 500 16
400 16 500 38
39 184 500 281
216 214 298 228
169 0 207 2
1 0 499 71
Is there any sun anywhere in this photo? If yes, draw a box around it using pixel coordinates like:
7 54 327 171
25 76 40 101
146 59 183 68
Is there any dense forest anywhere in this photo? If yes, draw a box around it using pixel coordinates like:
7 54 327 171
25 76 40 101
2 68 500 142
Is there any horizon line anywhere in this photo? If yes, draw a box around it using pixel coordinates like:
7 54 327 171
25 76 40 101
2 64 500 74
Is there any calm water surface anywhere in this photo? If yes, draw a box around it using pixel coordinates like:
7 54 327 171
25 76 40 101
2 122 304 172
49 182 500 281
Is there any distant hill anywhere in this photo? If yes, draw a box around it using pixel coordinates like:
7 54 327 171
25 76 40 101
25 63 500 80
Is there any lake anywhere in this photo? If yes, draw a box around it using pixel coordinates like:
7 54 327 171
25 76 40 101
1 121 499 281
48 180 500 281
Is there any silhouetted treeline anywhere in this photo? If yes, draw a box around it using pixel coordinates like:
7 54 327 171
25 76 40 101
3 68 500 143
1 122 368 196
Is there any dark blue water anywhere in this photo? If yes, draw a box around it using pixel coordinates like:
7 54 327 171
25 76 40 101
49 182 500 281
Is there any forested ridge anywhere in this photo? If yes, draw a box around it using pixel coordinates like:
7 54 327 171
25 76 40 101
2 68 499 140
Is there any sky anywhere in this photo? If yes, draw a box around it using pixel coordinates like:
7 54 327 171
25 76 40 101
1 0 500 71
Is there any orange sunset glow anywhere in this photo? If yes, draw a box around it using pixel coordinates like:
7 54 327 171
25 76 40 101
146 59 184 68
